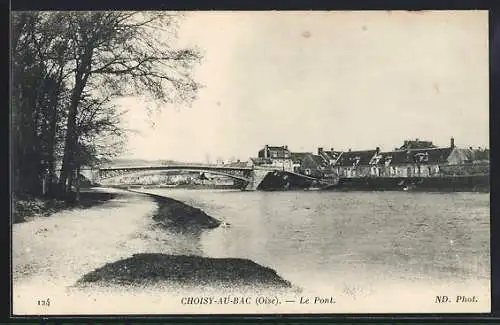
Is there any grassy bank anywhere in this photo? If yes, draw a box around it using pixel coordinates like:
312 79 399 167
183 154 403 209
77 253 292 290
131 190 221 232
13 190 117 224
75 190 293 291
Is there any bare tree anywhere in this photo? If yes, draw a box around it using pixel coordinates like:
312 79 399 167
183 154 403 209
11 11 203 200
48 12 202 194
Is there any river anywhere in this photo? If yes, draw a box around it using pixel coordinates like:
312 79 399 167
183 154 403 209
140 189 491 313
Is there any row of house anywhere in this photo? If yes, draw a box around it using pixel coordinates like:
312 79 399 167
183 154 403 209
248 138 490 179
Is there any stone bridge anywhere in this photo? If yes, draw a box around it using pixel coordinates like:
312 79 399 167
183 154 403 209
96 164 330 191
98 164 278 190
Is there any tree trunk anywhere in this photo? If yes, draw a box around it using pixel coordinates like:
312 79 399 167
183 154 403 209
58 52 92 194
58 84 81 192
46 76 64 196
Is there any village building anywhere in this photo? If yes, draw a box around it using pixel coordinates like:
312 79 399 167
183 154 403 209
376 137 489 177
377 147 453 177
290 152 310 173
332 149 378 178
297 154 328 178
249 145 294 171
246 138 489 180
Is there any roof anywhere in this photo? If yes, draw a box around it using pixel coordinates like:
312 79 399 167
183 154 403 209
379 147 453 165
310 154 327 166
472 148 490 161
290 152 310 162
320 150 342 162
397 139 437 151
225 161 249 168
335 150 377 167
258 145 290 159
249 157 272 164
268 145 289 151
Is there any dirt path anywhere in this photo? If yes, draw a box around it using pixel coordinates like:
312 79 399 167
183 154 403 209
12 188 168 312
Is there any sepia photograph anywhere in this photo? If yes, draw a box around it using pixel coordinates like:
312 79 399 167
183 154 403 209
11 10 490 315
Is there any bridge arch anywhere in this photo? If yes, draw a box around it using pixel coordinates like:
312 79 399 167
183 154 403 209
98 168 251 184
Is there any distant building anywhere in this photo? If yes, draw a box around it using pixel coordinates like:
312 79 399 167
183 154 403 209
246 138 488 180
290 152 310 173
254 145 294 171
376 137 489 177
296 153 327 178
377 147 453 177
332 149 379 178
396 138 437 151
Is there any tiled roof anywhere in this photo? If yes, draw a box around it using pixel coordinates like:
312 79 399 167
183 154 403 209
250 157 272 164
290 152 310 162
268 146 288 151
473 149 490 161
397 140 437 151
320 150 342 162
258 145 290 159
311 154 327 166
379 147 453 165
335 150 377 167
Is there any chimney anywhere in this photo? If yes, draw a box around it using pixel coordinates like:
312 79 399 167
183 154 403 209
404 140 409 146
331 148 334 152
450 137 455 149
264 145 269 158
415 138 419 142
348 148 352 152
284 145 288 150
318 147 324 155
376 146 380 154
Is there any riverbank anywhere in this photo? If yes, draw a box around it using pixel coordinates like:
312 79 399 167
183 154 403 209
13 187 293 314
13 190 117 223
76 190 291 291
130 190 221 232
323 175 490 192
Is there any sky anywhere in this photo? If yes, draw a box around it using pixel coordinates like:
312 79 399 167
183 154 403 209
118 11 489 163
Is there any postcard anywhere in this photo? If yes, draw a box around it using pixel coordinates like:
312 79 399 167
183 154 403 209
11 10 490 315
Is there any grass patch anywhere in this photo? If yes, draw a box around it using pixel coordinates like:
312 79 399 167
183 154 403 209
77 253 292 290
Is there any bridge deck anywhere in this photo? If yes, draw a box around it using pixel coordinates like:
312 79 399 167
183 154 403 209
99 165 254 171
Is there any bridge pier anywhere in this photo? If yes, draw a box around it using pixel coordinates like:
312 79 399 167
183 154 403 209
244 169 271 191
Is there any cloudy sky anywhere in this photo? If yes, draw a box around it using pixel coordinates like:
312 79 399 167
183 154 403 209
118 11 489 163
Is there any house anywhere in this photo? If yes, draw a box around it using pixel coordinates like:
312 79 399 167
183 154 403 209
297 154 328 178
258 145 291 159
377 137 478 177
377 148 453 177
333 149 378 178
290 152 310 173
254 145 294 171
447 147 490 165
